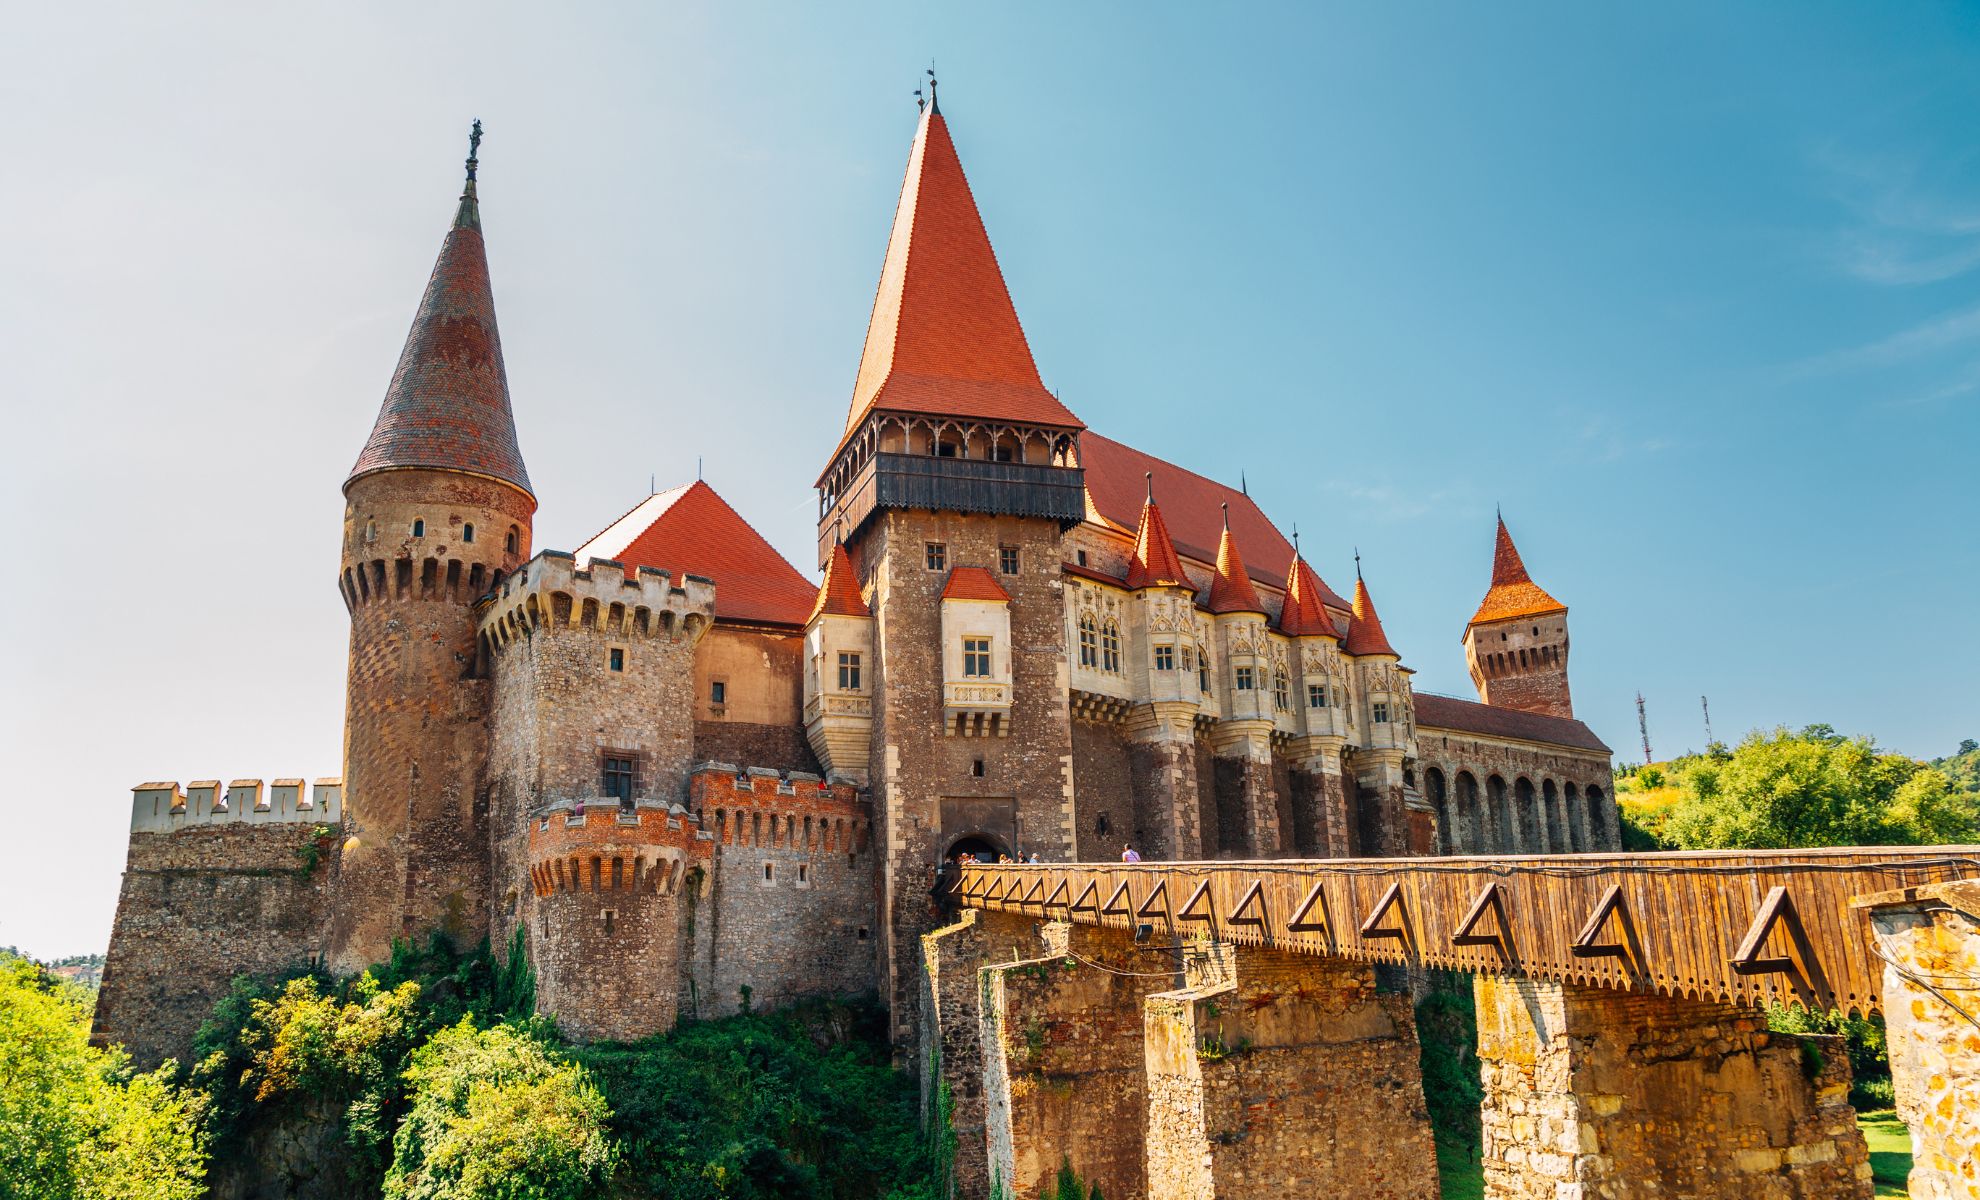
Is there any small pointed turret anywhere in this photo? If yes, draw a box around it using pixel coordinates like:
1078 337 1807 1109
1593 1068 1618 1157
1344 570 1398 658
810 539 871 621
1206 504 1267 615
1280 533 1346 638
1468 516 1565 629
1125 472 1189 589
347 121 531 497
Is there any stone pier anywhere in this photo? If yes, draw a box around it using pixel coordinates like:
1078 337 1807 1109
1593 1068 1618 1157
1474 977 1870 1199
921 907 1040 1199
980 921 1173 1199
1856 879 1980 1200
1143 942 1438 1199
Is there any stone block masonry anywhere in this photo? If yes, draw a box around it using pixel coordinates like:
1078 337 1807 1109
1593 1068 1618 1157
1474 976 1870 1199
1856 879 1980 1200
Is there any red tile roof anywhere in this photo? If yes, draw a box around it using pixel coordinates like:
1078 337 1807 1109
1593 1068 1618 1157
1080 432 1294 588
941 565 1011 602
1124 489 1190 590
1344 575 1399 657
1414 693 1611 754
349 175 532 497
1061 560 1127 587
843 110 1082 437
1206 515 1268 615
575 481 817 627
1468 518 1567 629
810 540 870 621
1280 555 1344 639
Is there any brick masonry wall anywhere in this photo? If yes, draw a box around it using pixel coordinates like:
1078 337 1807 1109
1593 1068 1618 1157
920 909 1038 1200
860 511 1077 1045
94 824 339 1068
1415 729 1617 854
331 467 532 973
1467 613 1573 720
1143 949 1438 1198
692 719 821 777
1475 977 1870 1199
1069 718 1134 860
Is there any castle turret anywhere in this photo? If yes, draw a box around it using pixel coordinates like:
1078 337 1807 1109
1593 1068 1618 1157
1203 507 1282 856
1462 517 1573 719
1344 569 1415 855
1280 543 1354 855
804 539 875 782
331 123 535 970
1118 479 1205 860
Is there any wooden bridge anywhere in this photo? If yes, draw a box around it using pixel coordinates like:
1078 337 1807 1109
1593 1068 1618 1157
953 847 1980 1015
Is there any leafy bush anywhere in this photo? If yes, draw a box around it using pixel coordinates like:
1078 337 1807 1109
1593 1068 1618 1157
1414 973 1483 1154
0 956 205 1200
1766 1004 1892 1108
386 1021 614 1200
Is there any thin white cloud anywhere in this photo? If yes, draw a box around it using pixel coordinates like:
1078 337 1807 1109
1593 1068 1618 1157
1810 142 1980 286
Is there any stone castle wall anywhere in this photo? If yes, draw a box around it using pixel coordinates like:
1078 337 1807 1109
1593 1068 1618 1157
94 820 340 1068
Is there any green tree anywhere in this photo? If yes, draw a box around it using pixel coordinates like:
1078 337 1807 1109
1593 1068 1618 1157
1661 727 1974 850
386 1020 615 1200
0 957 206 1200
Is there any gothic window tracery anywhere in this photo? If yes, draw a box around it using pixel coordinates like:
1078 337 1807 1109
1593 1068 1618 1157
1101 621 1121 673
1078 615 1098 668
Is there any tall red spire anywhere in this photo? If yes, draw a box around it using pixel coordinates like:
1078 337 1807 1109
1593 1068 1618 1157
844 106 1082 435
1345 572 1399 657
1468 516 1566 628
1125 474 1189 590
1280 549 1344 639
348 122 531 497
810 539 871 622
1206 506 1266 614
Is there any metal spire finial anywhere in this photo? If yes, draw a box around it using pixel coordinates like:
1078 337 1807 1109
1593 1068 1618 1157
466 118 483 183
926 62 939 115
1221 501 1230 531
1354 547 1362 580
1292 525 1301 556
1144 470 1154 505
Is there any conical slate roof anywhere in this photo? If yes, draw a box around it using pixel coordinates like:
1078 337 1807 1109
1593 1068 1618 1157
1205 511 1267 615
348 134 531 497
1125 482 1190 590
810 540 871 622
843 106 1082 437
1280 554 1344 639
1345 574 1399 658
1467 517 1566 628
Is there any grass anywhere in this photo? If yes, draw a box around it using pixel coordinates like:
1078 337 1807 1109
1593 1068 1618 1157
1433 1113 1912 1198
1860 1109 1912 1198
1436 1138 1483 1200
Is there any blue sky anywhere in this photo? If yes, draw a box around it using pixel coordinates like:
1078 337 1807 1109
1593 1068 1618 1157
2 4 1976 956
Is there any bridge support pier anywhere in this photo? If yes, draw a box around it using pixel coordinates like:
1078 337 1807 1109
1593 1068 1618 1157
921 908 1040 1200
1856 879 1980 1200
980 921 1168 1200
1143 943 1438 1199
1474 977 1870 1199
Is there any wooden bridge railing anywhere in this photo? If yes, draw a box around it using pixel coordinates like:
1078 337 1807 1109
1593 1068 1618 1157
952 847 1980 1015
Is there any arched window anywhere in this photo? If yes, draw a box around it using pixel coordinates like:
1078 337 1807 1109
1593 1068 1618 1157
1077 615 1098 668
1425 768 1450 853
506 526 519 555
1273 670 1289 712
462 523 474 543
1101 621 1121 673
364 520 377 544
411 518 425 538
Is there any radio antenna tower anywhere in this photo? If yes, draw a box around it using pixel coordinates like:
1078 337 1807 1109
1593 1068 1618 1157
1701 695 1714 747
1636 692 1653 765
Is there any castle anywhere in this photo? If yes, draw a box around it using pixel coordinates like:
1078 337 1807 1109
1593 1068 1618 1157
95 99 1617 1065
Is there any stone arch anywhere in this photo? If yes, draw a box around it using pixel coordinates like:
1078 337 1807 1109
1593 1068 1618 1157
1563 783 1583 850
1543 780 1565 853
1514 777 1539 852
945 832 1007 864
1455 771 1482 853
1586 785 1608 850
1424 767 1451 853
1486 775 1511 853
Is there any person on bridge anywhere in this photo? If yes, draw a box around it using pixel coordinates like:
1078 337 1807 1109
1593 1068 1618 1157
1121 845 1141 863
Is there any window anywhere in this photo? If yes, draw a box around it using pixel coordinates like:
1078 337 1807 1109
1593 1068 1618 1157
412 518 425 538
505 527 519 554
999 546 1020 575
925 542 946 571
971 758 985 778
797 863 810 884
602 909 616 935
963 637 992 678
1181 645 1194 672
710 680 727 705
602 755 636 806
1308 684 1328 709
837 652 862 691
462 523 474 543
1373 701 1391 724
1235 666 1255 691
1076 550 1088 567
364 520 378 544
764 862 775 882
1274 672 1290 712
936 440 958 458
1078 615 1098 668
608 648 624 672
1101 621 1121 673
1153 644 1175 671
1199 656 1211 692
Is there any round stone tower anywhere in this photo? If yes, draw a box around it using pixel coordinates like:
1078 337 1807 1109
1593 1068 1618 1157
329 125 535 972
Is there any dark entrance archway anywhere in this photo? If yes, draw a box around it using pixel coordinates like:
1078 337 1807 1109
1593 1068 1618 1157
946 833 1007 864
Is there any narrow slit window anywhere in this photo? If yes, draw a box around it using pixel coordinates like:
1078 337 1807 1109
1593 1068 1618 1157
462 523 474 543
609 648 624 672
411 518 425 538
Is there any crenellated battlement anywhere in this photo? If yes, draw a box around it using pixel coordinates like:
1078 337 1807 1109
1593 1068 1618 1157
526 796 711 899
688 763 871 853
129 777 342 833
478 550 717 651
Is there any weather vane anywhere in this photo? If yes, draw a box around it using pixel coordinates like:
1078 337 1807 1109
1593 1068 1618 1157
466 119 483 183
1355 546 1363 579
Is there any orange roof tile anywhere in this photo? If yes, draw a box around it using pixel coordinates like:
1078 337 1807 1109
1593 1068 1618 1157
844 109 1082 436
1414 693 1610 754
1467 518 1567 629
1206 513 1268 615
1280 554 1344 639
809 540 870 621
1344 574 1399 658
941 565 1011 602
1124 483 1190 590
575 481 817 627
1080 432 1293 588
